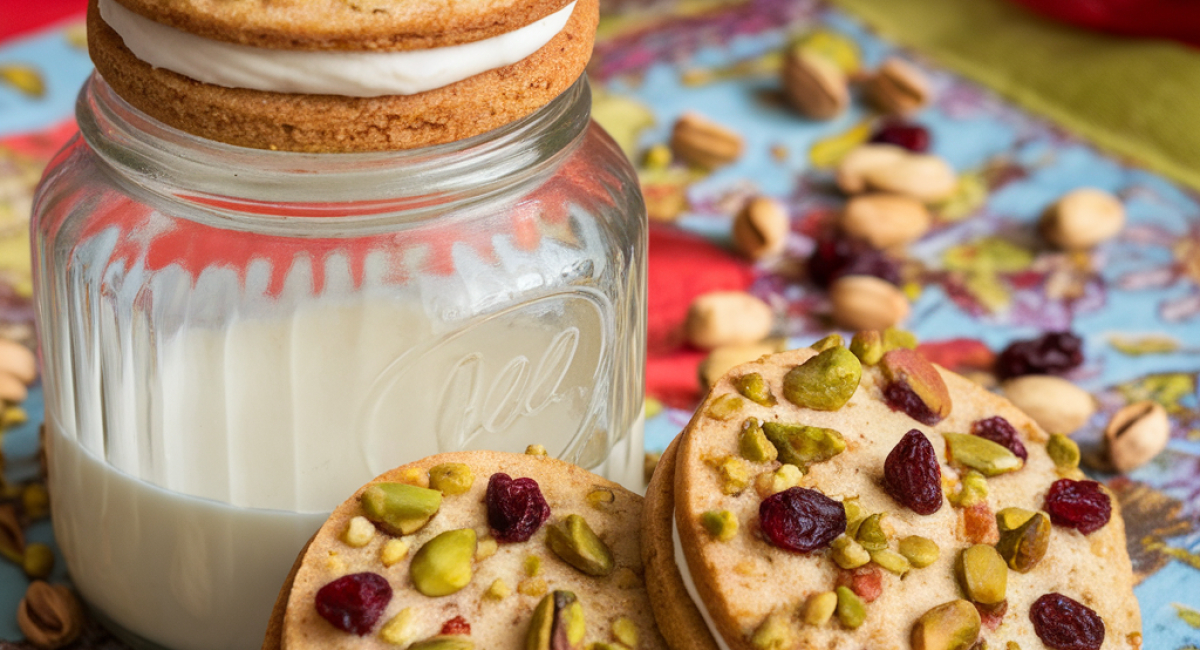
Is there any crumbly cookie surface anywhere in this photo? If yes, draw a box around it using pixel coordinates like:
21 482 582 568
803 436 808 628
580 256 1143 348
276 451 667 650
108 0 575 51
656 345 1140 650
88 0 596 152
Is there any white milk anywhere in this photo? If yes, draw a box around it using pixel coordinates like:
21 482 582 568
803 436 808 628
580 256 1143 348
48 294 642 650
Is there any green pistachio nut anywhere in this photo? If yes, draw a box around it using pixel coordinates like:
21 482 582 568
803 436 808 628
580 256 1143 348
526 591 586 650
950 470 989 508
701 510 739 542
830 535 871 570
734 373 777 406
716 456 751 495
1046 433 1081 470
409 638 475 650
835 586 866 629
410 529 477 597
911 600 981 650
22 543 54 579
870 548 911 576
428 463 475 496
739 419 779 463
995 512 1050 573
943 433 1022 477
706 393 745 421
850 330 885 366
855 513 889 551
761 422 846 469
842 498 864 536
995 507 1037 533
803 592 838 626
612 618 637 648
360 482 443 535
750 609 795 650
782 347 862 411
882 327 918 351
810 333 844 352
546 514 615 577
898 535 940 568
957 545 1007 605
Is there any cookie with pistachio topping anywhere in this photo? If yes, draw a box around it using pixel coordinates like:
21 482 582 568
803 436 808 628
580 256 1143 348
642 336 1141 650
265 451 667 650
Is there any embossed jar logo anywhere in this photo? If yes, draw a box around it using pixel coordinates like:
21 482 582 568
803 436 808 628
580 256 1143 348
361 292 609 474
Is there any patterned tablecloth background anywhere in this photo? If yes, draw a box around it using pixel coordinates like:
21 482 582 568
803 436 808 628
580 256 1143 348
1 0 1199 646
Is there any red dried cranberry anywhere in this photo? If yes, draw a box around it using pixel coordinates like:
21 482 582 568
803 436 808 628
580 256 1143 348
883 430 944 515
995 332 1084 380
868 121 930 152
975 599 1008 631
1044 479 1111 534
882 382 941 426
835 564 883 603
440 616 470 635
970 416 1028 461
1030 593 1105 650
807 234 902 289
758 487 846 553
315 573 392 635
486 473 551 543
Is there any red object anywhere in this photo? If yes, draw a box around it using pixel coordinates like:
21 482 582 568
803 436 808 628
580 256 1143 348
916 338 996 373
0 0 87 41
439 616 470 636
1008 0 1200 48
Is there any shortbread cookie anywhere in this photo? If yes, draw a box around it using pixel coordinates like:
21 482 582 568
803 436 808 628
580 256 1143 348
266 451 667 650
643 336 1141 650
87 0 596 151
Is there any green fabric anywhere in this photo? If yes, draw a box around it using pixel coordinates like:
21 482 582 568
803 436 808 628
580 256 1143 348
828 0 1200 192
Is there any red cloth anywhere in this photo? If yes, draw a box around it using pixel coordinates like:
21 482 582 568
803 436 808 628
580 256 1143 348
1009 0 1200 47
0 0 87 41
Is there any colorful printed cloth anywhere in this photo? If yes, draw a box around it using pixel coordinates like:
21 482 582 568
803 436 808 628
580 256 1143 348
2 0 1199 646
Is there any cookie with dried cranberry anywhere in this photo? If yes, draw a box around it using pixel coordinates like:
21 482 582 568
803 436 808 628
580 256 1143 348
642 337 1141 650
267 451 667 650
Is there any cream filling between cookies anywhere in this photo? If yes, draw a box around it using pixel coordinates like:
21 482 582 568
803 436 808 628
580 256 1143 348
98 0 577 97
672 515 736 650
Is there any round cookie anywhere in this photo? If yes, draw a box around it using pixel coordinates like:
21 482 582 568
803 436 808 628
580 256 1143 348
86 0 597 151
268 451 668 650
643 340 1142 650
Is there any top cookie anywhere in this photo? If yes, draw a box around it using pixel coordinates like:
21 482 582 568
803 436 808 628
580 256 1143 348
275 450 667 650
108 0 575 51
649 335 1141 650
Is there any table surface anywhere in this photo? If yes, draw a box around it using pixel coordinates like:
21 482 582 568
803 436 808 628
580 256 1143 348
2 0 1199 647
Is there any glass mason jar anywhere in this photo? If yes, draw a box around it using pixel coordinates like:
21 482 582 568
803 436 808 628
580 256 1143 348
31 73 645 650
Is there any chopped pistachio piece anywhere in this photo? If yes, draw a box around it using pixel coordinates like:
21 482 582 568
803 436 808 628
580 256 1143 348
739 419 779 463
342 516 377 548
750 610 795 650
810 333 844 352
882 327 918 350
782 347 862 411
855 513 889 551
518 577 548 597
943 433 1022 476
360 483 443 536
957 545 1007 605
1046 433 1081 471
830 535 871 569
546 514 615 576
428 463 475 496
707 393 746 421
587 488 616 509
734 373 777 406
995 512 1050 573
850 330 885 366
379 608 419 646
716 456 751 495
701 510 739 542
870 548 911 576
475 536 498 561
898 535 940 568
524 554 543 577
995 507 1036 533
485 578 511 600
836 586 866 629
526 444 548 456
612 617 638 647
22 543 53 579
755 463 803 497
410 529 477 597
762 422 846 469
950 470 989 508
803 592 838 626
380 538 410 567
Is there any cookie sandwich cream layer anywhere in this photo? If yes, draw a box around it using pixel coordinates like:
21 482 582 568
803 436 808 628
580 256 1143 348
99 0 577 97
87 0 598 151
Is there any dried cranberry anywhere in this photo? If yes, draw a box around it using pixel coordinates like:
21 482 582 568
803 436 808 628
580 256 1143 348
971 416 1028 461
314 573 392 635
758 487 846 553
975 599 1008 631
1044 479 1111 535
486 473 551 543
882 382 941 426
807 233 902 289
869 121 930 152
1030 593 1105 650
835 564 883 603
883 430 944 515
440 616 470 635
995 332 1084 380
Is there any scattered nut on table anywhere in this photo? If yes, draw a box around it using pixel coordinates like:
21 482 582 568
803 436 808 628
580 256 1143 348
670 112 744 170
733 196 790 259
863 57 931 115
836 144 909 194
781 48 849 120
1039 188 1125 250
684 291 774 350
1103 400 1170 473
836 144 957 203
17 581 84 650
839 193 932 249
699 340 786 390
829 275 910 331
1001 375 1096 436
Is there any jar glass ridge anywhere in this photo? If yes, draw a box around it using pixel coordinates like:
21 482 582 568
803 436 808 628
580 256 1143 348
32 73 646 650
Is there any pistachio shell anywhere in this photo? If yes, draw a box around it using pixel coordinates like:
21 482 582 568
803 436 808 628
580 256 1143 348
943 433 1022 476
410 529 477 597
911 600 981 650
546 515 614 577
360 483 443 536
782 347 862 411
761 422 846 469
